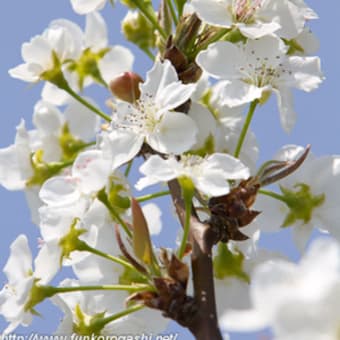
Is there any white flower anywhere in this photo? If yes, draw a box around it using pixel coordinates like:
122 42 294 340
191 0 316 39
103 60 198 168
252 145 340 251
53 278 168 336
136 153 249 197
41 13 134 105
220 238 340 339
39 149 112 207
70 0 107 15
197 35 323 132
0 99 100 193
9 21 82 83
0 235 51 334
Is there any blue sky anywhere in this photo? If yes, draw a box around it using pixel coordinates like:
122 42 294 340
0 1 339 339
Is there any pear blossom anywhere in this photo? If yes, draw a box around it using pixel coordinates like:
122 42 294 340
191 0 317 39
0 99 99 192
136 153 249 197
53 279 168 335
0 235 51 334
41 13 134 105
221 238 340 339
9 20 82 83
197 35 323 132
39 149 112 207
103 60 198 168
251 145 340 251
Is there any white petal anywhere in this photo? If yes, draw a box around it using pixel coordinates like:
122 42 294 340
188 102 217 150
70 0 106 15
275 0 306 39
85 12 108 50
64 97 100 141
156 82 196 114
41 76 73 106
284 56 323 92
292 223 314 252
244 36 287 68
39 176 80 206
219 80 264 107
253 194 288 232
238 21 281 39
140 60 178 98
142 203 162 235
104 130 144 169
21 35 51 66
4 235 32 285
136 155 178 190
194 173 231 197
275 87 297 133
0 145 27 190
33 100 63 135
34 241 61 284
197 41 243 80
148 111 198 154
98 46 134 85
8 63 43 82
206 153 250 179
191 0 232 28
72 150 111 194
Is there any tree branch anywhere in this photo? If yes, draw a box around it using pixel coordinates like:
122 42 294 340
168 179 223 340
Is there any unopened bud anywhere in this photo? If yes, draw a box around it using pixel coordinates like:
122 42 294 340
122 11 156 51
109 71 143 103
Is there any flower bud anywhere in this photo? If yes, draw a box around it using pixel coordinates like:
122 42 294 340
122 11 156 51
109 71 143 103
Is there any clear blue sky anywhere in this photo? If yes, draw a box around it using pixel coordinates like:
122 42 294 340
0 1 339 339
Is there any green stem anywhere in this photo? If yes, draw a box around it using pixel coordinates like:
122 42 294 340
97 189 133 238
62 84 111 122
234 100 258 158
110 206 132 238
175 0 186 18
177 193 192 259
80 242 138 274
136 190 170 203
124 160 133 177
99 304 145 328
129 0 167 39
166 0 178 25
53 284 151 294
259 189 288 204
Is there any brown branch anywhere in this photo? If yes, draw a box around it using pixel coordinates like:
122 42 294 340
168 180 223 340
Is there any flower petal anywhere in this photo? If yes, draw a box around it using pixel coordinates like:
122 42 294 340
191 0 232 28
72 150 112 194
98 45 134 85
219 80 264 107
148 111 198 154
274 87 297 133
103 129 144 169
140 60 178 98
39 176 80 206
197 41 243 80
70 0 106 15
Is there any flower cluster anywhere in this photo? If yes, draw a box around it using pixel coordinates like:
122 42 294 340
1 0 339 339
